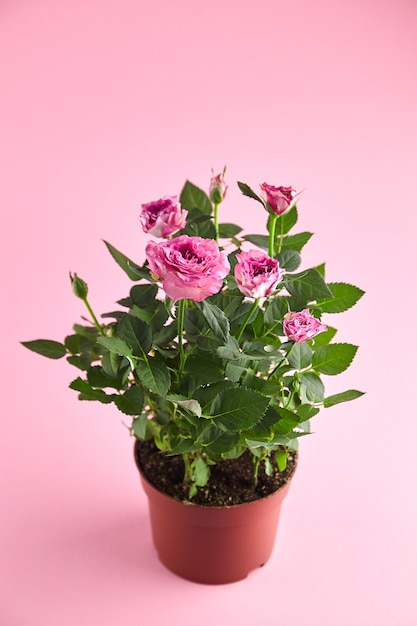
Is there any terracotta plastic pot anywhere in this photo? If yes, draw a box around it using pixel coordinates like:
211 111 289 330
134 441 296 584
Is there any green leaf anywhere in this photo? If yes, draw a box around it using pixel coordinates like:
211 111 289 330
288 342 313 369
182 208 217 239
21 339 67 359
114 385 145 416
124 284 159 309
264 297 289 329
276 449 288 471
299 372 325 402
205 431 240 454
311 326 337 347
191 457 210 487
243 234 269 251
317 282 365 313
69 377 115 403
273 204 298 235
167 395 202 417
196 301 230 342
281 232 313 252
135 357 171 395
284 269 333 300
218 223 243 238
180 181 212 215
237 181 265 205
117 314 152 357
324 389 365 408
211 388 270 431
131 414 148 439
276 249 301 271
103 241 153 281
184 355 224 385
312 343 358 376
207 292 244 317
97 336 133 358
87 366 124 389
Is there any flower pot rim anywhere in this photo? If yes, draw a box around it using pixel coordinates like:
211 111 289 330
134 437 298 512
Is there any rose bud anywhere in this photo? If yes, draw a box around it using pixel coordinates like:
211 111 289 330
283 309 327 343
260 183 296 216
70 273 88 300
209 170 228 204
145 235 230 302
234 250 284 299
140 195 187 238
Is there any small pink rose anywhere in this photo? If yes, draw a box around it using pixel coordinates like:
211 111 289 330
260 183 296 216
283 309 327 343
145 235 230 302
234 250 284 299
140 195 187 238
209 171 228 204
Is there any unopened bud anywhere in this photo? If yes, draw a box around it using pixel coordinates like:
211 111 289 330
70 273 88 300
209 169 228 204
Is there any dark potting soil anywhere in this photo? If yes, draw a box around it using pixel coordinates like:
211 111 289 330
135 439 297 507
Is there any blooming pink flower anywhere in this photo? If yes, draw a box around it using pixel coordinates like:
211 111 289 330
145 235 230 302
234 250 284 299
209 171 228 204
283 309 327 343
260 183 296 216
140 195 187 238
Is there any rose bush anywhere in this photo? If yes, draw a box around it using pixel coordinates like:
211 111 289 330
22 170 364 500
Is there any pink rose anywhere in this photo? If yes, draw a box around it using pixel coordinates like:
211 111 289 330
234 250 284 299
283 309 327 343
140 195 187 238
260 183 296 216
209 171 228 204
145 235 230 302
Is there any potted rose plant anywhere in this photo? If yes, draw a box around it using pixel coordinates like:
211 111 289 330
22 171 364 584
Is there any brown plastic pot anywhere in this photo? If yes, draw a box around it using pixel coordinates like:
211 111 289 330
134 441 296 585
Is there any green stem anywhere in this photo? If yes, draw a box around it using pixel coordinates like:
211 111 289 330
277 215 284 254
236 298 260 342
213 203 219 243
268 214 279 257
252 454 260 488
83 298 105 336
177 299 187 377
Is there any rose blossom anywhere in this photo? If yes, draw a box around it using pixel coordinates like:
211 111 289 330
234 250 284 299
260 183 296 216
140 195 187 238
209 171 228 204
283 309 327 343
145 235 230 302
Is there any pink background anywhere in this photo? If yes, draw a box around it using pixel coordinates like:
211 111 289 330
1 0 416 623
